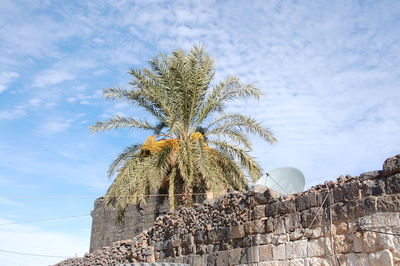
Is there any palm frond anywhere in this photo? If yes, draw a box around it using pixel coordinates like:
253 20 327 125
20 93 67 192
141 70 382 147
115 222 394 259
195 76 262 127
93 46 277 218
207 113 277 144
209 140 263 183
205 127 252 150
89 115 156 132
107 144 142 179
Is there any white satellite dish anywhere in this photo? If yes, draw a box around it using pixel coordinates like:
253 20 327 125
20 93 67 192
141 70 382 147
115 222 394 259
256 167 305 195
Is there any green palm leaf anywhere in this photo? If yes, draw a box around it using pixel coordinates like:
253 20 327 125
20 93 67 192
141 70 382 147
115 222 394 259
91 46 277 220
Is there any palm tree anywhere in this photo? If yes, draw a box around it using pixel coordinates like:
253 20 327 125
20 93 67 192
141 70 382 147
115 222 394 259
90 46 277 220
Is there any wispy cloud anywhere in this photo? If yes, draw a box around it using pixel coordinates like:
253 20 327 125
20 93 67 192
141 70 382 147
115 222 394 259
0 1 399 260
33 70 75 88
0 72 19 93
0 219 89 266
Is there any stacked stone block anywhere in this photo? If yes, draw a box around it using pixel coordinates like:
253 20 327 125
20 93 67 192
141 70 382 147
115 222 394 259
57 154 400 266
90 194 170 252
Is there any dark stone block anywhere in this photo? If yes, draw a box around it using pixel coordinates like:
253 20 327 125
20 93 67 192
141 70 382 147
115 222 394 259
362 180 385 196
301 208 323 228
342 181 360 201
359 170 380 181
229 225 245 239
385 174 400 194
264 189 278 201
281 200 296 214
332 202 347 223
232 238 244 249
383 154 400 173
163 248 175 258
207 229 218 242
252 193 268 205
265 217 274 233
244 221 265 234
197 244 207 255
265 201 279 216
309 192 318 207
253 205 266 219
333 187 344 203
284 212 301 232
182 233 194 245
377 194 400 212
372 180 386 195
346 200 358 217
362 196 377 215
171 235 181 247
206 253 217 266
194 230 206 244
295 194 311 211
216 227 229 241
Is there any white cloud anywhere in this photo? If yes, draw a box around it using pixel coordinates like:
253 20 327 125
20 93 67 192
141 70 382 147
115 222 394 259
0 98 50 120
33 70 75 87
0 219 88 266
37 120 73 135
0 2 399 262
0 72 19 93
66 97 77 103
0 108 27 120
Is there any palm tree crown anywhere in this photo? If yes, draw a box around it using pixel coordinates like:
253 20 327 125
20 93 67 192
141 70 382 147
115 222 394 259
90 46 277 220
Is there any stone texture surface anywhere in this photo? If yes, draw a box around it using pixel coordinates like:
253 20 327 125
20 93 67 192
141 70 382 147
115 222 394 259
56 155 400 266
90 196 170 252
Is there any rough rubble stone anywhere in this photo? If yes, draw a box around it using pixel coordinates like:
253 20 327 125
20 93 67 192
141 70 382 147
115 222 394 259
55 154 400 266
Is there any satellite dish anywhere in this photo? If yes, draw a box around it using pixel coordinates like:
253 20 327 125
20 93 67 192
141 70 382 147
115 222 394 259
256 167 305 195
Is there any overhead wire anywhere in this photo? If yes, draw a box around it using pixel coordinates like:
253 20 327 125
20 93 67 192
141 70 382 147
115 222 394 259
0 192 207 199
0 214 90 226
360 228 400 237
0 248 70 258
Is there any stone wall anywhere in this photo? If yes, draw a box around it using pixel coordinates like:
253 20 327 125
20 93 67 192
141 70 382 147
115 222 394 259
57 154 400 266
90 195 170 252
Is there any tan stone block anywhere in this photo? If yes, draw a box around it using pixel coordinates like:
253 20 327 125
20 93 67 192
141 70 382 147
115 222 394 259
336 222 349 235
369 249 394 266
363 231 378 252
259 261 279 266
305 257 331 266
353 232 363 253
259 233 274 245
290 228 304 241
286 241 296 260
272 233 289 244
272 243 286 260
259 244 273 262
293 239 308 259
307 238 324 258
230 225 245 239
274 218 286 234
345 253 370 266
287 240 307 259
376 229 395 250
310 227 324 239
325 237 333 256
247 246 260 264
370 212 400 227
335 234 352 253
289 258 306 266
216 249 242 265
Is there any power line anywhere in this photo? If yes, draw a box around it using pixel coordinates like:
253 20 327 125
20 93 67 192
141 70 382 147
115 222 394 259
361 228 400 237
0 249 70 258
0 214 90 226
0 192 207 199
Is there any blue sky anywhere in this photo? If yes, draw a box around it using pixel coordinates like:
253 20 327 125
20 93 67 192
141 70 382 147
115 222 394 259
0 0 399 264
